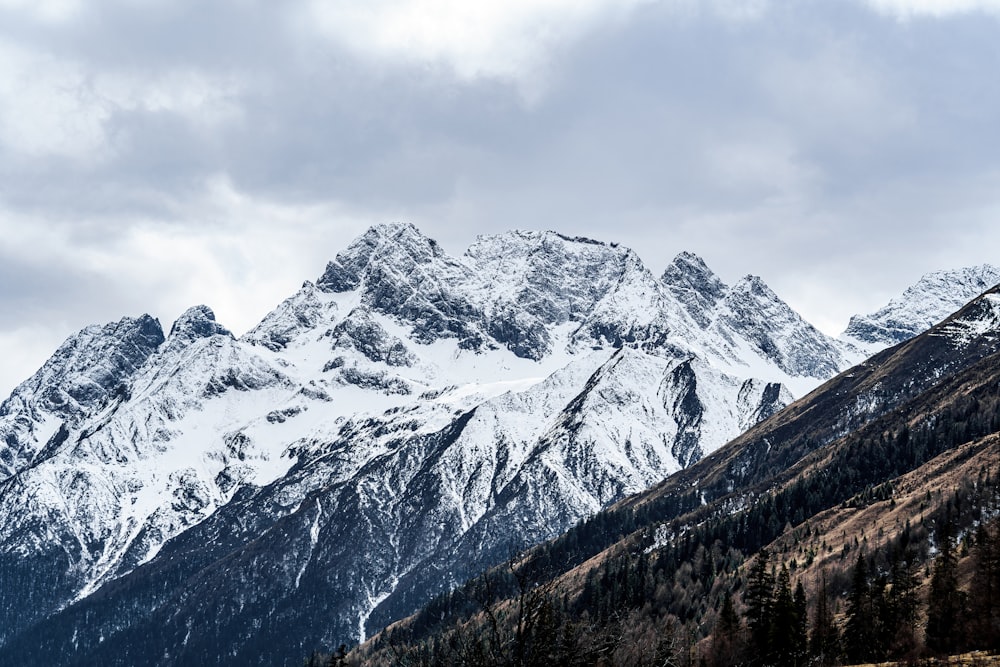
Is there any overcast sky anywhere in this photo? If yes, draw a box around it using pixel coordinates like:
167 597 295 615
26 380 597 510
1 0 999 397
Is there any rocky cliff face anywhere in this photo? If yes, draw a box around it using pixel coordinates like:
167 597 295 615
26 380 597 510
0 314 164 478
842 263 1000 354
0 224 969 666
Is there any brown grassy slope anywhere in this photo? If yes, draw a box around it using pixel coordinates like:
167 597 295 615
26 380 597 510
769 432 998 587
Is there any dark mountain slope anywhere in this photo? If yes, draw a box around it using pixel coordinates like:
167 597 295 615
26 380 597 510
354 285 1000 665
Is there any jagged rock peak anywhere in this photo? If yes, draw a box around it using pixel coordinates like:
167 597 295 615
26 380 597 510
662 252 722 287
110 314 165 349
464 229 641 279
466 229 622 256
316 223 444 293
242 281 333 352
844 263 1000 347
20 314 165 397
541 230 619 248
718 274 847 379
732 274 773 296
464 229 647 322
933 284 1000 347
718 274 788 326
167 305 232 342
661 252 727 326
0 314 165 458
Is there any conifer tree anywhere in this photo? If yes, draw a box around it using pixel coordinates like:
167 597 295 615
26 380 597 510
327 644 347 667
969 521 1000 650
809 573 839 667
791 581 808 666
710 592 742 667
769 566 796 666
886 551 919 657
926 522 965 655
745 550 774 662
844 553 873 664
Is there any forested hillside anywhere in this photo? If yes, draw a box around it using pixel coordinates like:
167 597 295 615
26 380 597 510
342 287 1000 666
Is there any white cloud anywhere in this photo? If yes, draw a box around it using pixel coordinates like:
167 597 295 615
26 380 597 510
112 176 376 335
0 175 373 329
863 0 1000 17
0 177 384 395
302 0 650 85
0 42 109 159
0 0 82 23
102 70 246 126
757 40 917 149
0 39 245 160
1 0 999 399
301 0 774 91
702 137 820 198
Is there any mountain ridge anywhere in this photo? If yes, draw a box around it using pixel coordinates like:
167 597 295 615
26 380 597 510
842 262 1000 354
0 225 989 666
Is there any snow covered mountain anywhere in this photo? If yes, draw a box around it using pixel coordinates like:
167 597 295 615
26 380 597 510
842 263 1000 355
0 224 958 666
0 314 164 478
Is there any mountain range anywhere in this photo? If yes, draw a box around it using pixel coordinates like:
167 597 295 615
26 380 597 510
0 224 995 666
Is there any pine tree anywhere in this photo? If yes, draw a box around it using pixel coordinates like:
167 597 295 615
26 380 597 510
869 575 891 661
926 522 965 655
969 521 1000 650
844 553 873 664
711 591 743 667
745 550 774 663
327 644 347 667
886 551 919 658
791 581 808 666
809 573 839 667
769 566 797 666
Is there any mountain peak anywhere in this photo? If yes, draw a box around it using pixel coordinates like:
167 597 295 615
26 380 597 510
716 274 849 379
0 314 165 475
0 223 935 667
933 284 1000 348
548 231 613 247
733 274 772 295
467 229 621 257
22 314 166 407
661 252 726 327
316 223 443 293
167 306 232 343
662 252 725 290
464 228 644 313
843 263 1000 350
